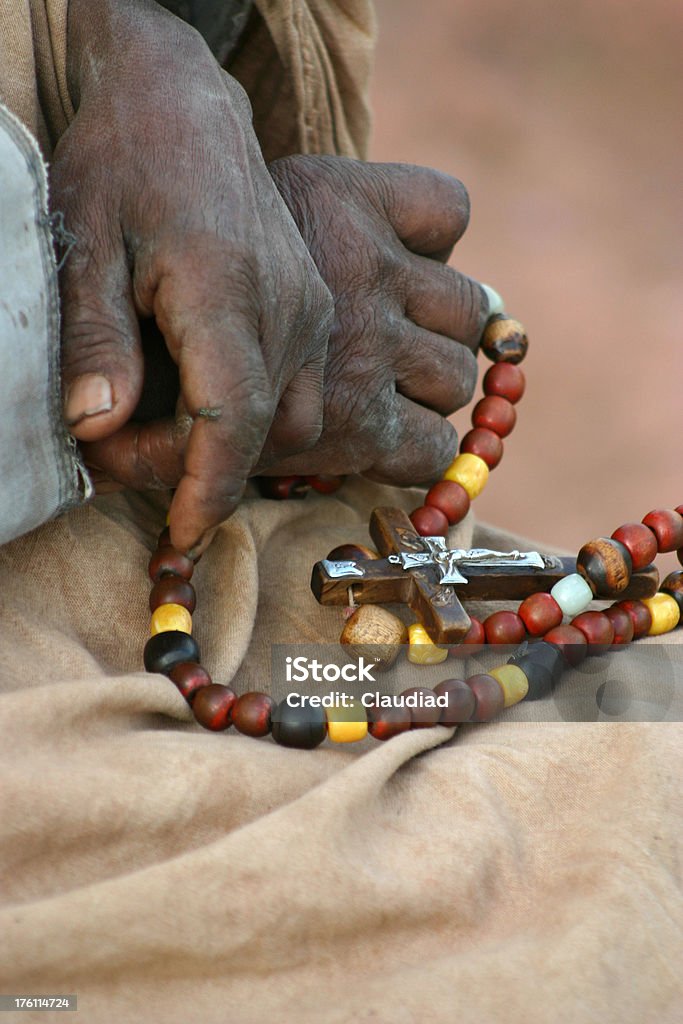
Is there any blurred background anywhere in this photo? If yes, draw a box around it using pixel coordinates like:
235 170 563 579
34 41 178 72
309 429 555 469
370 0 682 567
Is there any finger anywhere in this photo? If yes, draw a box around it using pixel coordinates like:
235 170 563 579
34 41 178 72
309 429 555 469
393 322 478 416
365 394 460 486
256 356 325 469
403 254 489 350
80 415 187 491
373 163 471 257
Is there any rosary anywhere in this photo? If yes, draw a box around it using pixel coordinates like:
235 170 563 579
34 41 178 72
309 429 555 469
141 312 683 748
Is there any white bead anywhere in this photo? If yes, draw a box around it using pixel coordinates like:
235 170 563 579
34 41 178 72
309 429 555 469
550 573 593 617
482 282 505 316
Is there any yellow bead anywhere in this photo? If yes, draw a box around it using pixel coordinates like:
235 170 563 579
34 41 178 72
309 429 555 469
642 593 680 636
326 702 368 743
150 603 193 636
442 453 489 499
489 665 529 707
407 623 449 664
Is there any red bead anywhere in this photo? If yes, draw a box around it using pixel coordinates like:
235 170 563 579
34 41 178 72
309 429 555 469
483 362 526 404
149 576 197 614
543 625 588 665
148 548 194 583
410 505 449 537
257 476 310 500
304 475 345 494
471 396 516 438
433 678 476 724
467 674 505 722
424 480 470 525
449 616 485 655
192 684 237 731
518 593 563 636
459 428 503 469
483 610 526 645
610 523 658 572
168 662 212 703
612 600 652 640
400 687 442 728
367 705 411 741
570 611 615 654
641 509 683 553
231 692 275 737
603 606 634 645
326 543 378 561
157 526 172 548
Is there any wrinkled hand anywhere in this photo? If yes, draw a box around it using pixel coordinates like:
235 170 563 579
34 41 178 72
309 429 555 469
53 0 332 554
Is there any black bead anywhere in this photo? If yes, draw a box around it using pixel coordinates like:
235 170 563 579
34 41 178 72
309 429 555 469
144 631 201 675
508 640 565 701
271 702 327 749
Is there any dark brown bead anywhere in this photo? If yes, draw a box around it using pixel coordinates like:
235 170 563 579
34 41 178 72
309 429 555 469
232 692 275 737
410 505 449 537
483 362 526 403
304 475 345 494
570 611 615 654
271 702 327 749
326 543 378 561
459 427 504 469
149 576 197 614
576 538 632 597
612 600 652 640
449 616 485 656
467 674 505 721
543 625 588 665
661 571 683 617
424 480 470 525
400 687 442 728
433 678 476 725
168 662 212 703
507 640 565 700
641 509 683 552
148 548 194 583
483 610 526 645
367 704 411 741
518 593 563 636
144 630 200 675
257 476 310 500
192 684 237 731
610 523 658 572
603 606 635 646
481 315 528 364
471 396 516 438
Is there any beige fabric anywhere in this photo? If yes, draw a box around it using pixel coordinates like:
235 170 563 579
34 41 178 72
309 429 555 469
0 481 682 1023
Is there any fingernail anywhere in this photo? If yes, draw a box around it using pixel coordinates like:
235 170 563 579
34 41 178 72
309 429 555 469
64 374 113 425
186 526 218 562
481 283 505 317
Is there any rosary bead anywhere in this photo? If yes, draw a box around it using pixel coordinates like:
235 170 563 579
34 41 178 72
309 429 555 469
443 453 489 500
168 662 212 703
611 600 652 640
518 593 563 636
576 538 632 597
326 543 378 561
410 505 449 538
543 625 588 666
157 526 172 548
550 573 593 617
641 593 680 635
150 603 192 636
340 605 407 671
257 476 310 500
459 428 503 469
400 687 442 728
408 623 449 664
367 704 411 741
489 664 529 707
425 480 471 525
508 641 565 700
661 571 683 617
149 576 197 614
148 548 194 583
603 606 634 645
481 315 529 364
467 674 505 721
610 523 658 572
144 630 201 675
192 684 237 731
641 509 683 552
570 611 615 653
305 474 345 494
271 702 327 749
433 678 476 724
483 610 526 645
482 362 526 403
232 692 275 737
471 396 516 438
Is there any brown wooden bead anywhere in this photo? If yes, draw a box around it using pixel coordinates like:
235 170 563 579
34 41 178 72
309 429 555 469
148 548 194 583
483 362 526 403
467 674 505 721
449 616 485 655
340 605 407 672
471 396 516 438
410 505 449 537
192 684 237 731
483 610 526 645
603 606 634 645
433 678 476 725
543 624 588 665
612 600 652 640
168 662 212 703
326 543 379 561
400 687 442 728
518 593 563 636
459 427 504 469
661 571 683 617
304 475 345 494
576 538 632 597
367 704 411 741
425 480 470 525
641 509 683 552
232 692 275 737
149 576 197 614
610 523 658 572
570 611 615 654
257 476 310 500
481 315 529 364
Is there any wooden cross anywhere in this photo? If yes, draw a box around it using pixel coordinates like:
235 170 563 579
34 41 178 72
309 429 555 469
310 506 659 645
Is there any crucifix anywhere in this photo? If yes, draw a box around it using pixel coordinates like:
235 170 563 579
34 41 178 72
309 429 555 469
310 506 659 644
